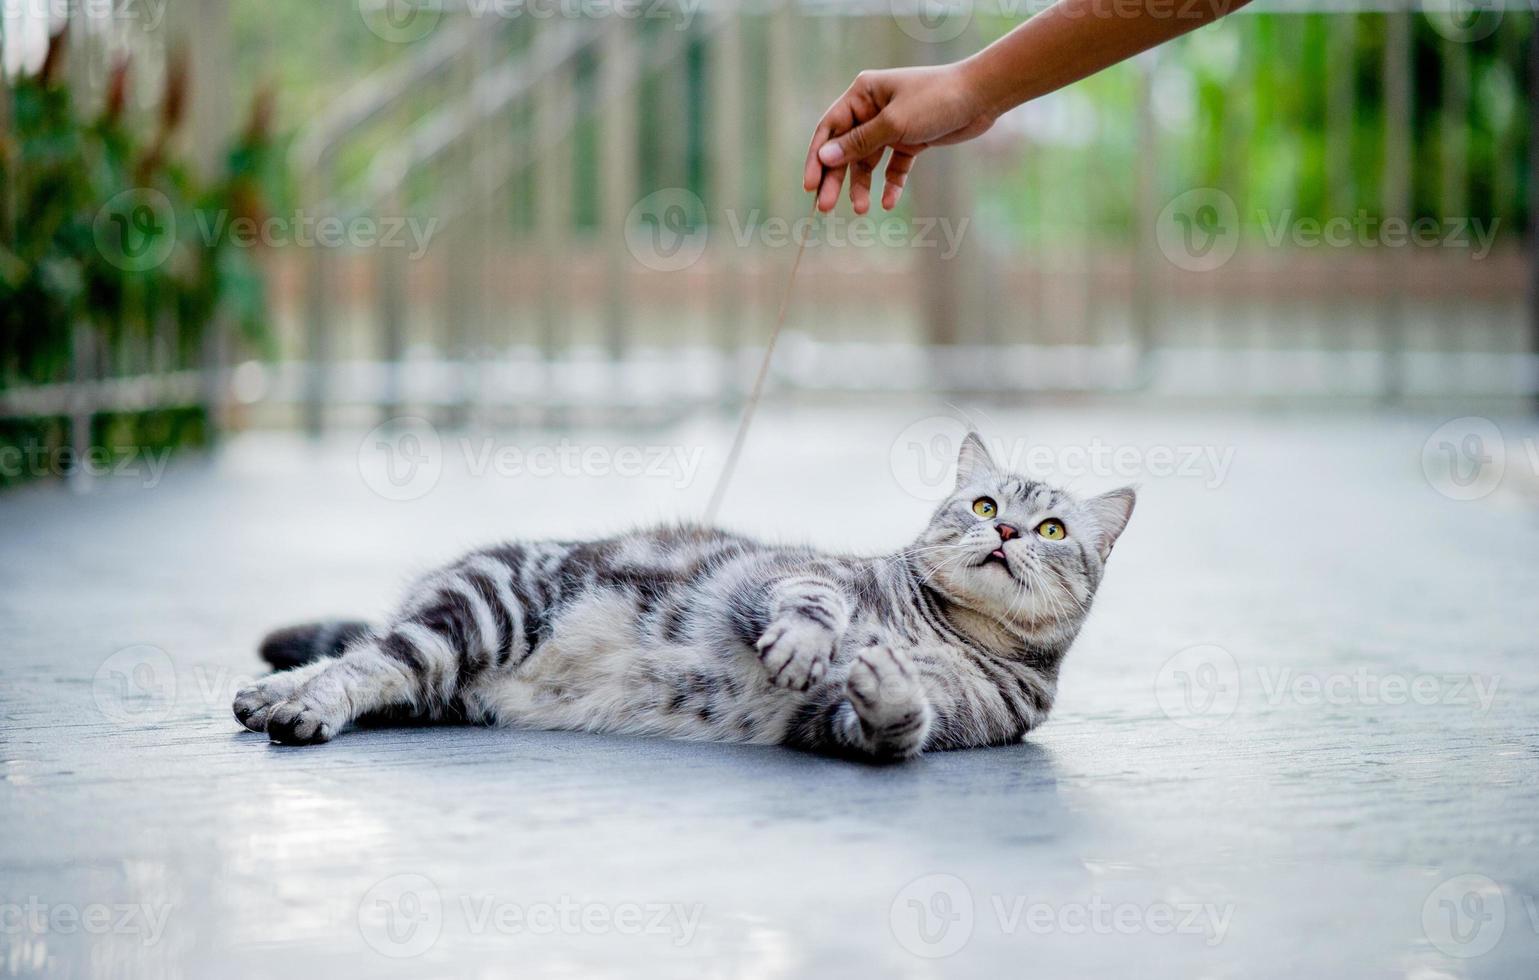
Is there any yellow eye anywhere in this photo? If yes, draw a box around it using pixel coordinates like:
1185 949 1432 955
1036 519 1066 540
972 497 997 518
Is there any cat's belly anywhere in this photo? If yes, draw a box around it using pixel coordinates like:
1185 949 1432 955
457 593 799 744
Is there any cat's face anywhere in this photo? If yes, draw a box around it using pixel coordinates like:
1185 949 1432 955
911 433 1135 635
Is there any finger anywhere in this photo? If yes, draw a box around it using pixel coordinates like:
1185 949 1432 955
804 80 868 192
803 122 834 192
817 112 899 169
849 149 883 215
881 149 918 210
817 165 846 214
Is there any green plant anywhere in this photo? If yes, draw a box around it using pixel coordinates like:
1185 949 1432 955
0 29 277 488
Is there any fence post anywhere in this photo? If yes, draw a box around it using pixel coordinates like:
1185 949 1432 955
708 9 746 401
1530 11 1539 410
302 162 332 438
1379 2 1412 402
910 26 977 390
380 187 408 423
600 17 637 396
535 44 571 424
1324 9 1356 393
68 320 94 494
1131 52 1158 386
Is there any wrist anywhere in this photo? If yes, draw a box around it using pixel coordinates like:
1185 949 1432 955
955 49 1019 121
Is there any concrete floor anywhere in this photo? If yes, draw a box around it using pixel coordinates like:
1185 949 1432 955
2 402 1537 978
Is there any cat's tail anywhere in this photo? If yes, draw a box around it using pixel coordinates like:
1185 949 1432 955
259 620 373 670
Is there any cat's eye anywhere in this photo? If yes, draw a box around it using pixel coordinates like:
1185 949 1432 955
1036 519 1067 540
971 497 997 518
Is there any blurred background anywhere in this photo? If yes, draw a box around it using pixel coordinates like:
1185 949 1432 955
5 6 1539 977
1 0 1534 487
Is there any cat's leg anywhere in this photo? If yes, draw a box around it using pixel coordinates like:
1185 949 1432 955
232 658 335 733
241 557 530 745
783 645 933 761
745 574 852 691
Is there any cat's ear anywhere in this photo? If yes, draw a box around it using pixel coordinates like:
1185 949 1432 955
955 431 1001 488
1085 487 1136 560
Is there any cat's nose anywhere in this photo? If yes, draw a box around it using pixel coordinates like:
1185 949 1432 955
996 522 1020 542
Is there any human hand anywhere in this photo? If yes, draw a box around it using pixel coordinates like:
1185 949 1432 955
802 62 997 214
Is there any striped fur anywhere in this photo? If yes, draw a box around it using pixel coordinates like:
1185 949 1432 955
233 433 1134 761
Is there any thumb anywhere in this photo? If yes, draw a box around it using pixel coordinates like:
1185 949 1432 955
818 113 899 166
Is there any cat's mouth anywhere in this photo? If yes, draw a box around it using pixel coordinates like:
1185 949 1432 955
981 549 1017 580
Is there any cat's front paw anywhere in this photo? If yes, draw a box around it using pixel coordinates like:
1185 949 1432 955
755 617 835 691
846 645 931 755
264 698 340 746
233 673 302 733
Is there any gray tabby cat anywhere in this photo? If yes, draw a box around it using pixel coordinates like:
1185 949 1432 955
233 433 1134 761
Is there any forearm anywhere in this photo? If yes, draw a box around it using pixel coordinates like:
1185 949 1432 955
960 0 1253 117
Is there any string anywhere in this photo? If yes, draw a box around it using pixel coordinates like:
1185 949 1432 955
704 197 819 523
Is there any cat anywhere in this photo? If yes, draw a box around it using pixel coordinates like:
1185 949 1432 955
233 432 1134 761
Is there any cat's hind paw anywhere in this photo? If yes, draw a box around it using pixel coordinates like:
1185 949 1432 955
846 645 931 757
755 618 835 691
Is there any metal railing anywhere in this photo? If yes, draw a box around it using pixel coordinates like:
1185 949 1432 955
272 0 1536 432
3 0 1536 474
